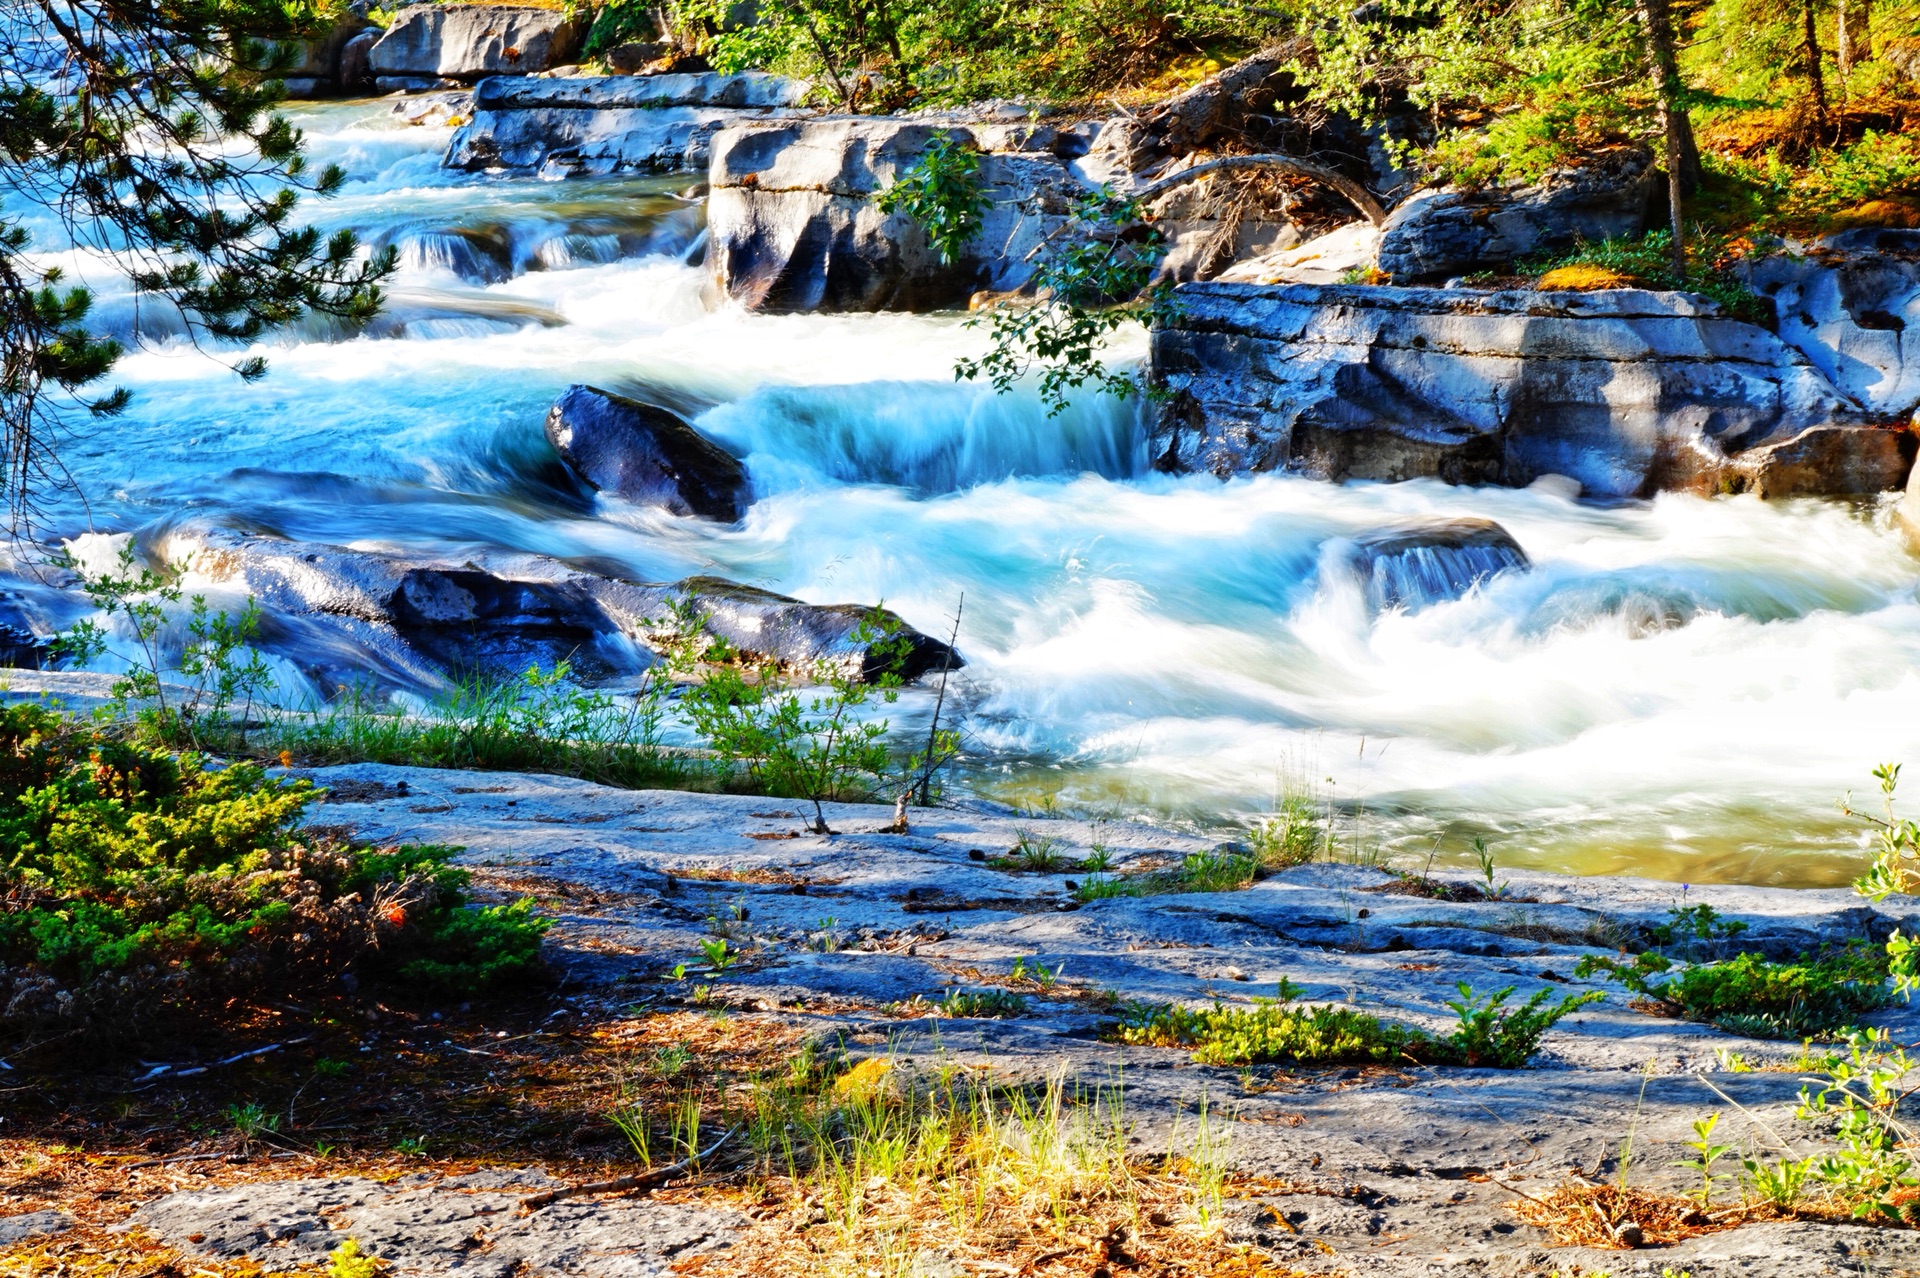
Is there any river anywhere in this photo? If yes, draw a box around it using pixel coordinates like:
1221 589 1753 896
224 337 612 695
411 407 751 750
17 98 1920 887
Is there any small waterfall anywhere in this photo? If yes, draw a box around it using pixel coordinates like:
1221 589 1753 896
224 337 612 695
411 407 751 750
1348 517 1531 611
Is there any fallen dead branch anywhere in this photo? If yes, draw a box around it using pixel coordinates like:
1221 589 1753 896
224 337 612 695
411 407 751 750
519 1124 741 1211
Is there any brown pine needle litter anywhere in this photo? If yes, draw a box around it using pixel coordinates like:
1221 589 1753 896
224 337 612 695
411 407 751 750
1506 1181 1776 1248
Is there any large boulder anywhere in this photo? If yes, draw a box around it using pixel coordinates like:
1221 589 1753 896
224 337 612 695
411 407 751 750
546 385 749 520
1345 518 1530 612
704 116 1092 312
147 524 957 690
1149 281 1911 498
1740 228 1920 419
1375 148 1656 283
445 72 808 174
368 5 583 82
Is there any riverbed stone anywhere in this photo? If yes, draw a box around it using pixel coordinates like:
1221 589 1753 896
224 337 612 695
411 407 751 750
1345 516 1530 611
546 384 749 520
446 72 808 174
1147 280 1909 496
1376 146 1656 283
144 523 957 689
368 5 584 81
704 116 1090 312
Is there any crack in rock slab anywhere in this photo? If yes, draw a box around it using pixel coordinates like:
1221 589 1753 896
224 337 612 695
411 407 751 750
122 1169 742 1277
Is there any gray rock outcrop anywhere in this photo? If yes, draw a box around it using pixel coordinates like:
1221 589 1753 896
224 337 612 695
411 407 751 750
446 72 809 174
704 116 1090 312
546 385 749 520
1149 281 1912 498
147 524 958 689
1345 518 1530 612
1375 148 1656 283
369 4 583 85
1742 227 1920 419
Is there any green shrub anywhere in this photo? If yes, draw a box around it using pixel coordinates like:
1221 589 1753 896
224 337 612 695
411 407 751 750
1441 982 1603 1068
1111 978 1599 1068
0 702 549 1038
1111 985 1429 1066
1575 946 1890 1040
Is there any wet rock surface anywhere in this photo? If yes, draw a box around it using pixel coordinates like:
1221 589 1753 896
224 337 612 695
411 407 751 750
82 761 1920 1277
546 385 749 520
446 72 808 174
1345 516 1531 611
1149 281 1911 496
129 523 957 689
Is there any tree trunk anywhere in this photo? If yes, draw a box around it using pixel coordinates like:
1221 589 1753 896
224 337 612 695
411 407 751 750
1838 0 1851 84
1634 0 1691 280
1804 0 1831 132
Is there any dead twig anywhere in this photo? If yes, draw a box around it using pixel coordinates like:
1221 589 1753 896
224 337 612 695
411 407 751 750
519 1124 741 1211
131 1037 311 1089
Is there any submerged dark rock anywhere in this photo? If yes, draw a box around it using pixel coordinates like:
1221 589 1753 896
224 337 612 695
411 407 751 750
545 385 749 521
1346 518 1530 611
148 523 957 690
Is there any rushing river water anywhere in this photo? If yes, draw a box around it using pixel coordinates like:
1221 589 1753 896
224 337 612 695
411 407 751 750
17 99 1920 887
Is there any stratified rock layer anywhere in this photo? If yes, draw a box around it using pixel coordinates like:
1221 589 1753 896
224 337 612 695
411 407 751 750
446 73 808 174
1149 281 1911 497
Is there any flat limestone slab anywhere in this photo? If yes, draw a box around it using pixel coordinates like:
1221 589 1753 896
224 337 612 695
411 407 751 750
133 761 1920 1275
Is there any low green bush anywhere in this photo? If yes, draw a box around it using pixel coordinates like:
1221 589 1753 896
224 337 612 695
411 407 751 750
1109 979 1599 1069
0 703 549 1040
1574 946 1890 1040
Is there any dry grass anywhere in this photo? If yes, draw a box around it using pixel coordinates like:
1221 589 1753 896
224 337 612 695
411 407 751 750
1536 264 1639 290
1506 1181 1774 1248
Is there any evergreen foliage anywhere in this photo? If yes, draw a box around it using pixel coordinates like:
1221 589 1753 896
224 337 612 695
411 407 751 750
0 0 393 523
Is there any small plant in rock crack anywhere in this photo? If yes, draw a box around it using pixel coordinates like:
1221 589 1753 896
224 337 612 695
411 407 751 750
1009 956 1058 988
1674 1112 1735 1207
1647 903 1749 958
1795 1028 1920 1220
1472 837 1511 901
1440 983 1603 1068
1000 830 1073 872
393 1136 428 1156
328 1240 381 1278
608 1102 654 1167
937 988 1030 1018
700 938 740 972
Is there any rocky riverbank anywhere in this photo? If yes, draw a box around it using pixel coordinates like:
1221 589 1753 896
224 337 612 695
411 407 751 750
8 763 1920 1277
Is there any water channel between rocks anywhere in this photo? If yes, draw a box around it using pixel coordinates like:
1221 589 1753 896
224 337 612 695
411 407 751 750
18 98 1920 889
